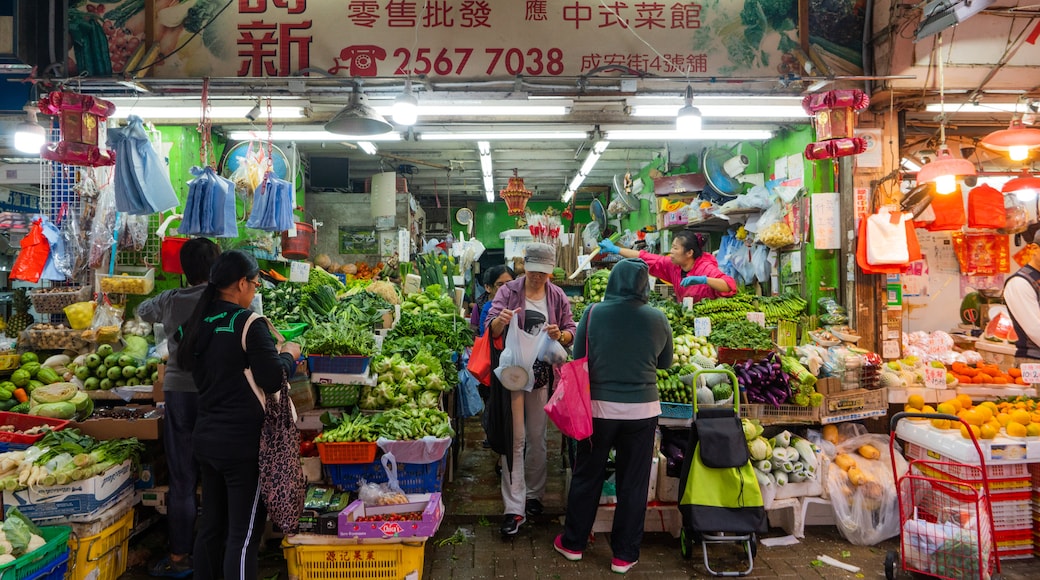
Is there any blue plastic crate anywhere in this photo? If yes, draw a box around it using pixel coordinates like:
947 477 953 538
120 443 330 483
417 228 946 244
325 453 447 493
660 402 692 419
22 552 67 580
0 526 70 580
0 441 29 453
308 355 371 375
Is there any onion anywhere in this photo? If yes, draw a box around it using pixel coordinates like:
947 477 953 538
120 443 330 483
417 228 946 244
315 254 333 269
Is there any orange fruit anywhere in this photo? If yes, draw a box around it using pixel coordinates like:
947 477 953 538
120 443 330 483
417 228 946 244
937 402 957 416
957 394 974 409
931 418 951 430
1027 423 1040 437
907 394 926 410
961 409 984 427
974 405 993 422
1007 421 1028 438
980 423 998 440
997 413 1012 427
959 424 981 440
921 405 936 415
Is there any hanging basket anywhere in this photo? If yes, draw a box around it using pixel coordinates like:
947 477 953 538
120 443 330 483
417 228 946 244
500 173 532 216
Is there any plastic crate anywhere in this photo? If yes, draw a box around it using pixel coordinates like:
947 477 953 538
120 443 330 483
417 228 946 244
67 508 133 580
24 325 89 351
0 412 70 446
325 454 447 493
29 286 91 314
717 347 774 365
308 355 371 375
276 322 309 341
316 383 361 408
20 553 67 580
819 388 888 424
0 353 21 371
660 402 692 420
283 538 425 580
904 441 1031 480
97 267 154 295
744 402 820 425
317 441 378 464
0 526 70 580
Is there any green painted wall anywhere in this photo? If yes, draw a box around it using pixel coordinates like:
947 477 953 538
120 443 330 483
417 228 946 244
472 201 593 250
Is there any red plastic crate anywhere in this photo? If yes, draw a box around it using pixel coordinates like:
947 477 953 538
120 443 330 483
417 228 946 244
0 412 70 445
316 442 378 464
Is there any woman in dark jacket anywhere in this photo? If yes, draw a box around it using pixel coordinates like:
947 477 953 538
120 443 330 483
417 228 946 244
176 250 301 580
552 258 673 575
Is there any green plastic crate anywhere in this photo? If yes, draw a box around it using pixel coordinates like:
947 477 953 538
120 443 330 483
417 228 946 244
276 323 309 341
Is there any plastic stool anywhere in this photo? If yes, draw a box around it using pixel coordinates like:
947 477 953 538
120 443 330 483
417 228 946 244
765 497 803 537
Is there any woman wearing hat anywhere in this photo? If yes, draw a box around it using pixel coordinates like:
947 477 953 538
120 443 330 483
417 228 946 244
598 230 736 305
485 242 577 537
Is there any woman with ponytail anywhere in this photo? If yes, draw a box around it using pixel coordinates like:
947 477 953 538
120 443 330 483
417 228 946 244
177 250 301 580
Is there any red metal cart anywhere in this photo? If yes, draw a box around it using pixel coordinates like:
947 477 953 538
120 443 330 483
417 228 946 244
886 412 1002 580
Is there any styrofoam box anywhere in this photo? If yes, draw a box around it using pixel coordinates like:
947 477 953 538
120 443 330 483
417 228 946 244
656 452 680 504
3 460 133 520
591 504 681 537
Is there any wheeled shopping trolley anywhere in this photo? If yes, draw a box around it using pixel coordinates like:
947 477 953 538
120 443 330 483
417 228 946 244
886 411 1002 580
677 369 767 577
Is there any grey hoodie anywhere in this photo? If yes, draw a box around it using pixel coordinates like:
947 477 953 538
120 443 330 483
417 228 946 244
573 258 673 404
137 285 206 392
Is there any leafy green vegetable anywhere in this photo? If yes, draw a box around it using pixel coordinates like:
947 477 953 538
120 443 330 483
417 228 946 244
302 321 375 357
707 320 774 350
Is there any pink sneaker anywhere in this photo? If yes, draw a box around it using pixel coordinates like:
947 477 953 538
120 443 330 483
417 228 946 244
611 558 637 574
553 535 582 561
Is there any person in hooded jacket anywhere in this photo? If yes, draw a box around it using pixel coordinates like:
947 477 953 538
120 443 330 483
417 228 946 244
552 258 673 575
598 230 736 304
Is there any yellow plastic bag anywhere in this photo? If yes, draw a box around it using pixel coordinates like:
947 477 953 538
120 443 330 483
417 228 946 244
64 301 96 330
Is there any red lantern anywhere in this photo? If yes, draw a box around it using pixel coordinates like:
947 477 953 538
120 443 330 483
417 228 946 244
499 169 532 216
801 89 870 161
38 91 116 167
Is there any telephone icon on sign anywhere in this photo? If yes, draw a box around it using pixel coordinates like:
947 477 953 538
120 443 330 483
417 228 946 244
329 45 387 76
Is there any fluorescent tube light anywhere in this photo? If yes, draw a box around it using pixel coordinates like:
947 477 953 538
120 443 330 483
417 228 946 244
901 158 922 172
357 141 379 155
373 102 570 117
420 131 588 141
632 104 809 119
563 140 608 201
110 106 306 120
478 141 494 202
605 129 772 140
227 130 401 141
925 102 1025 114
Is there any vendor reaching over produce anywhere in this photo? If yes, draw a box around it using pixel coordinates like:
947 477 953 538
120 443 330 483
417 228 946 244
1004 230 1040 360
598 230 736 304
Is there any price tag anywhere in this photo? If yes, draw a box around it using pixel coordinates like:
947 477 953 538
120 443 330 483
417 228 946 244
1020 363 1040 385
747 312 766 327
882 340 901 359
694 317 712 337
924 367 947 390
289 261 311 283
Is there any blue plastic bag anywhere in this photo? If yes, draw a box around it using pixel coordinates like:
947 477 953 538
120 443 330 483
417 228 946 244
182 166 238 237
246 172 294 232
457 368 485 418
107 115 179 215
40 217 68 281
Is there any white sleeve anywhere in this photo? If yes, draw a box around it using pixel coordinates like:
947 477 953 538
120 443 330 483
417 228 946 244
1004 277 1040 347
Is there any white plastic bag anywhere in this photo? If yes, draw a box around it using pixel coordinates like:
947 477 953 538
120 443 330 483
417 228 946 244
494 313 542 391
865 209 911 265
536 330 569 365
825 433 907 546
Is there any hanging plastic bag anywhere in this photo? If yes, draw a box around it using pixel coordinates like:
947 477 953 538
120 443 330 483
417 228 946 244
91 299 124 344
61 207 88 280
39 217 70 281
88 180 118 269
229 143 268 199
118 214 148 252
246 172 295 232
11 218 50 283
924 188 965 231
967 184 1006 230
457 367 485 417
866 209 911 265
999 195 1028 235
494 313 542 392
107 115 179 215
751 242 771 284
182 166 239 237
536 330 569 365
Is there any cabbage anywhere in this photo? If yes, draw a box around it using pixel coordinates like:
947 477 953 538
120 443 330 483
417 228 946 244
742 418 764 441
418 391 440 409
771 430 792 448
424 373 446 392
749 437 772 461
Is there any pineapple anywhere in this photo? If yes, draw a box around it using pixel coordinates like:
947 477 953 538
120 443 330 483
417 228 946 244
6 288 33 335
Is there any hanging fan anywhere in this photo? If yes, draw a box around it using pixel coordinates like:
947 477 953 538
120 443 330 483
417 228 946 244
608 173 639 216
701 147 748 203
900 182 934 219
220 141 290 181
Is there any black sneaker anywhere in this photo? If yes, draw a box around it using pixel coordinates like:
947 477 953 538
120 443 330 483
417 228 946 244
526 498 544 516
149 555 193 578
500 514 526 536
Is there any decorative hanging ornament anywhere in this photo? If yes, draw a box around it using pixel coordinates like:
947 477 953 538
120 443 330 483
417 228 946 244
38 91 116 167
802 89 870 160
499 168 532 216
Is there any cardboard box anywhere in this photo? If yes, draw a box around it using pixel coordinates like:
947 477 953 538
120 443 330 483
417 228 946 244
338 493 444 539
74 405 163 440
3 460 133 520
815 377 842 395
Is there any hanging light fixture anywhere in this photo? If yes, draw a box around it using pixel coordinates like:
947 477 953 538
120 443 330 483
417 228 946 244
980 118 1040 162
915 33 975 195
13 106 45 155
392 78 418 126
325 87 393 136
1001 170 1040 202
675 85 701 132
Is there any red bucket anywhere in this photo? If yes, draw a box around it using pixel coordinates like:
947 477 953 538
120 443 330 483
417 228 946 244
281 222 315 260
157 213 189 274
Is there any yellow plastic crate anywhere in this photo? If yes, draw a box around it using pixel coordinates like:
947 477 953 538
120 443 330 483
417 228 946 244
283 539 425 580
67 508 134 580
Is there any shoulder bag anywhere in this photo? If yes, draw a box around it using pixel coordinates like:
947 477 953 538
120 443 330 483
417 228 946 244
242 312 305 534
543 304 594 440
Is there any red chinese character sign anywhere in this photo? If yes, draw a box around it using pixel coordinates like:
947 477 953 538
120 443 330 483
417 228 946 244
65 1 867 80
802 89 870 161
38 92 116 167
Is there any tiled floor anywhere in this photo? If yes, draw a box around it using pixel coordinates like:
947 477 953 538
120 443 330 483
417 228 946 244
122 416 1038 579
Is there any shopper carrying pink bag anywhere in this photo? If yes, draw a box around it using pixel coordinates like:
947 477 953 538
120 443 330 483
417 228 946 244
544 304 595 440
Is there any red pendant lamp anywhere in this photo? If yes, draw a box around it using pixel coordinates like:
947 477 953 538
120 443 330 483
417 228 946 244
981 119 1040 162
1001 170 1040 201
